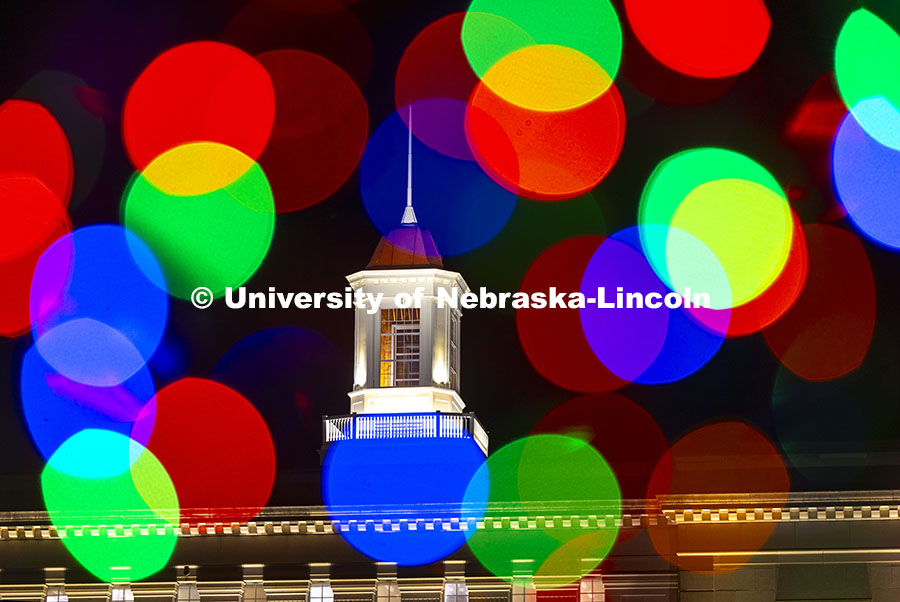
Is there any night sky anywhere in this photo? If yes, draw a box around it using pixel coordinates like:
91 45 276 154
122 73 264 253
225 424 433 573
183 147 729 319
2 0 900 511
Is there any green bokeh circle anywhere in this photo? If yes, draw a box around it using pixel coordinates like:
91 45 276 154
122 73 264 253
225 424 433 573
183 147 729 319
122 142 275 299
461 0 622 85
835 9 900 120
638 148 790 307
835 9 900 149
42 430 179 582
464 435 621 586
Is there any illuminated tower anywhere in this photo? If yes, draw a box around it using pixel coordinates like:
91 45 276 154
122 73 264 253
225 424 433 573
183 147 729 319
321 207 488 455
322 110 488 455
347 210 463 408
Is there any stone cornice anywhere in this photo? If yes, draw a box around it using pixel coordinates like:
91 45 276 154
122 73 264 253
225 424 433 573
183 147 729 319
3 492 900 541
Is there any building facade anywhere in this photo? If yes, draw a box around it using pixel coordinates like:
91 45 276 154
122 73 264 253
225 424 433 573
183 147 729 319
4 218 900 602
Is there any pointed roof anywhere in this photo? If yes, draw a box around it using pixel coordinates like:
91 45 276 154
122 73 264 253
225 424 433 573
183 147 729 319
367 223 443 269
366 104 443 269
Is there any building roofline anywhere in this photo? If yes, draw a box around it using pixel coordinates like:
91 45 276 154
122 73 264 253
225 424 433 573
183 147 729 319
346 267 470 294
5 490 900 534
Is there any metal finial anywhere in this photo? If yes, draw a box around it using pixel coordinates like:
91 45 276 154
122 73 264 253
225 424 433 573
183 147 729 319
401 104 417 225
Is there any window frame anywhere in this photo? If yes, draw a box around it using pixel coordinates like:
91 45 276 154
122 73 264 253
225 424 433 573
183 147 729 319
578 577 605 602
449 310 460 390
377 580 401 602
309 582 334 602
380 308 421 387
443 579 468 602
510 579 535 602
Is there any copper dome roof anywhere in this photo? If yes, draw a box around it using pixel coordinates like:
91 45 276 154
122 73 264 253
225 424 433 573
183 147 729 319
367 224 443 269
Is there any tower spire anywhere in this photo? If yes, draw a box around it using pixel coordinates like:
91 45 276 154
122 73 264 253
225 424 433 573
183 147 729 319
401 104 418 225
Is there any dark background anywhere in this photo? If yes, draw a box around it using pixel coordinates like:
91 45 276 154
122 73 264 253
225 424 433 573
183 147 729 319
1 0 899 509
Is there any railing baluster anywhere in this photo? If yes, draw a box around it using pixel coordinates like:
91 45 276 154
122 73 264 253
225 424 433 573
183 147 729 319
325 412 485 451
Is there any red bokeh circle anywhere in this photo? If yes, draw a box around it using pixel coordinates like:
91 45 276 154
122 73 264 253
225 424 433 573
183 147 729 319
123 41 275 170
624 0 771 79
533 393 669 542
395 13 479 160
646 421 789 573
0 176 69 262
466 79 625 200
0 175 70 338
517 237 626 392
0 100 73 206
222 0 372 88
256 50 368 212
685 211 809 337
132 377 276 525
763 224 875 381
